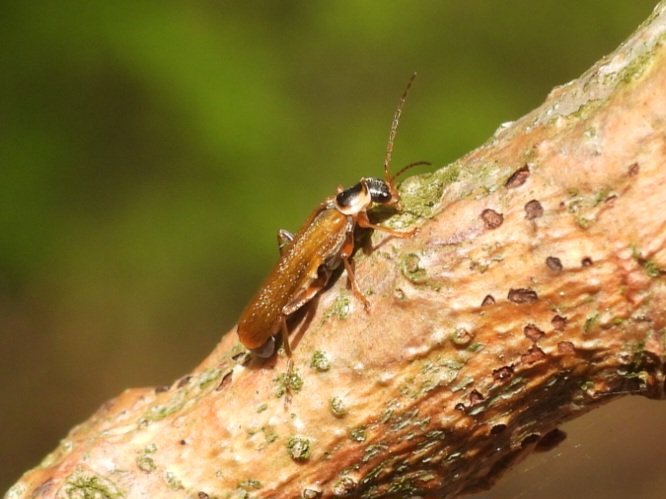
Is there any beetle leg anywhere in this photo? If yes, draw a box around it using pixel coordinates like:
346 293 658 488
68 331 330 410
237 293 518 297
277 229 294 256
282 267 331 316
356 210 417 238
280 315 292 357
339 229 371 311
343 258 370 311
280 317 296 408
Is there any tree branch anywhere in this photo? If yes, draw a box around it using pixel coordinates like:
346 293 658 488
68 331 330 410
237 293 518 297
7 3 666 499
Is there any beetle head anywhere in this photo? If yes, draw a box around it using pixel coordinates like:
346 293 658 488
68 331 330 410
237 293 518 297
365 177 395 205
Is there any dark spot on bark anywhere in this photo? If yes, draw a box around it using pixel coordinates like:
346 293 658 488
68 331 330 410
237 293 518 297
508 288 538 304
231 350 246 361
546 256 563 272
505 164 530 188
535 428 567 452
490 424 507 435
481 208 504 229
482 294 496 306
557 341 575 355
481 295 495 307
521 345 546 365
177 375 192 388
581 257 593 267
524 324 545 342
521 433 541 448
154 385 170 394
627 162 640 176
455 402 467 413
493 365 514 382
551 315 568 331
216 371 233 391
469 390 485 405
198 492 210 499
524 199 543 219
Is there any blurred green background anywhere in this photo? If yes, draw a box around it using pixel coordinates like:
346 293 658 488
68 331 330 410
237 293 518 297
2 1 664 497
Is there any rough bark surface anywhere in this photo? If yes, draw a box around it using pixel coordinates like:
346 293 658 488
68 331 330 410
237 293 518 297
7 4 666 499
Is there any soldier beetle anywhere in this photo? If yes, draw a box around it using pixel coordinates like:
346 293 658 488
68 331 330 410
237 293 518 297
237 73 428 359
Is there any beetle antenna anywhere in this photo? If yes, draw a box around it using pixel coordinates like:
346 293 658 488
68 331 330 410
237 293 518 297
384 72 417 183
391 160 431 182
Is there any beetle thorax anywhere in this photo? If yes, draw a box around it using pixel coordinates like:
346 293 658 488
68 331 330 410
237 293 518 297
335 181 373 215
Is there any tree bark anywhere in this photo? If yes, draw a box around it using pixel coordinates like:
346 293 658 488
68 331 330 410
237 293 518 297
7 4 666 499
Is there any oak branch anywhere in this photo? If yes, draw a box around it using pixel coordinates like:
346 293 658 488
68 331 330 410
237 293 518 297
7 3 666 499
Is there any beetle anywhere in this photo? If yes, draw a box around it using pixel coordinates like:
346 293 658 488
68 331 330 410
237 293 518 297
237 73 428 359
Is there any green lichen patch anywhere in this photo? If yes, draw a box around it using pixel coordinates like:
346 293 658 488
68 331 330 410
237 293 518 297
643 260 663 277
140 391 188 425
332 475 357 496
273 368 303 398
230 342 247 357
58 469 124 499
310 350 331 372
401 253 427 283
467 342 484 353
562 187 614 230
324 294 351 320
362 443 389 463
580 380 595 392
575 215 592 229
198 368 223 390
287 436 311 461
398 355 467 399
164 471 184 491
593 186 615 206
583 313 599 333
301 488 322 498
350 426 367 442
617 48 657 85
393 164 459 221
329 396 347 417
450 328 474 347
450 376 475 393
136 445 157 473
256 402 268 413
568 98 603 121
136 455 155 473
632 246 664 277
261 426 279 444
238 479 262 491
